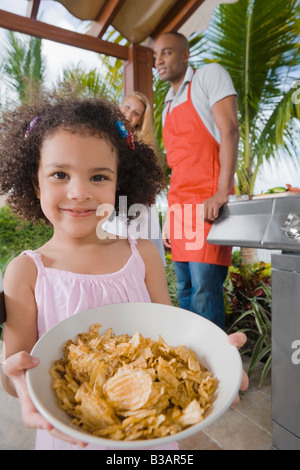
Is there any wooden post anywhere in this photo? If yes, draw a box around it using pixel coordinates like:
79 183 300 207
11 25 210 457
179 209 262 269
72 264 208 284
123 43 154 108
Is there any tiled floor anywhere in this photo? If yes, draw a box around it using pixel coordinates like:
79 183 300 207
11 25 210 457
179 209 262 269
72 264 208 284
0 342 272 451
179 356 272 450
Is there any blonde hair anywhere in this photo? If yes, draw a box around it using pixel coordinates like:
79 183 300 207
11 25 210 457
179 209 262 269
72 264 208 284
121 91 157 151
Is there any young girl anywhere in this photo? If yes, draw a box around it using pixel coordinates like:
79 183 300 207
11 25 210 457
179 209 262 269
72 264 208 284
0 93 248 451
0 93 176 450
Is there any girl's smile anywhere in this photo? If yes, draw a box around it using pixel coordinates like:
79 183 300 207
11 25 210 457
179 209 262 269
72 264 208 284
36 130 118 240
61 208 97 218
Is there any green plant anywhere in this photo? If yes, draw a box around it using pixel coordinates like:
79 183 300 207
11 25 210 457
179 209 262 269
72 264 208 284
165 252 179 308
0 205 53 272
0 205 54 333
206 0 300 195
57 66 118 102
231 249 242 267
224 261 272 386
1 31 46 105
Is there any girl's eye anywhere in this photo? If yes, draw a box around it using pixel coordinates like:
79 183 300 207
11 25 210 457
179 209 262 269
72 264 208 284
53 172 68 179
92 175 106 182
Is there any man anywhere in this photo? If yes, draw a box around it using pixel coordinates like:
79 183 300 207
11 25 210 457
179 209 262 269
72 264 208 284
153 32 239 329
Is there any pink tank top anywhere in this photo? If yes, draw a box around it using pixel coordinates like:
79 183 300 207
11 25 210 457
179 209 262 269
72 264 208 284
22 237 151 339
21 238 178 451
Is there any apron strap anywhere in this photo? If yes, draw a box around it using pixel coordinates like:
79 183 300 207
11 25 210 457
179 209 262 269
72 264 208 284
166 69 195 114
187 69 196 100
187 80 192 100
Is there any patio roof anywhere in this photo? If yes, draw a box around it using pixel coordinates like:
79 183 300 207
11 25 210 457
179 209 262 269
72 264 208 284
0 0 239 104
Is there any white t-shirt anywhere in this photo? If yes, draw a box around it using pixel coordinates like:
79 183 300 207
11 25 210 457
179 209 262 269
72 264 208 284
162 64 237 143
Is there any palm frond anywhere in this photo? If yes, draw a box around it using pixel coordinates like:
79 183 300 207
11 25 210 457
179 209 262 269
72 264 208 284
254 86 300 168
99 28 128 102
1 31 46 104
207 0 299 114
205 0 299 194
57 66 116 100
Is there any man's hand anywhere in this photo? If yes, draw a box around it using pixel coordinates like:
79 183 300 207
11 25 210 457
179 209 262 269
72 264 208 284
228 332 249 405
202 192 228 223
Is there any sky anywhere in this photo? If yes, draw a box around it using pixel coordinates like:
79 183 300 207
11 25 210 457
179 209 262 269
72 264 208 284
0 0 299 194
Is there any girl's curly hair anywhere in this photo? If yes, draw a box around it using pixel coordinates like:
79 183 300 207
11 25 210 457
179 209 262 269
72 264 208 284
0 92 164 224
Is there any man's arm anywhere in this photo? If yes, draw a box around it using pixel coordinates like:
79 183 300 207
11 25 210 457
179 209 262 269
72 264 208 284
203 95 239 223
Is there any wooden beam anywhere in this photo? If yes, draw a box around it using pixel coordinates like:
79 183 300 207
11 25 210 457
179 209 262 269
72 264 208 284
0 9 129 60
87 0 126 38
123 43 154 108
151 0 205 39
26 0 41 19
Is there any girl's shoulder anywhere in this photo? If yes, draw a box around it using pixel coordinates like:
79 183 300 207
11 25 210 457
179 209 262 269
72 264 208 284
135 237 158 252
135 239 171 305
135 238 163 266
4 252 38 288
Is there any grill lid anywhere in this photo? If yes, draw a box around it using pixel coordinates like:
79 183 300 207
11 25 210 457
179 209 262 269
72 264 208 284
207 195 300 252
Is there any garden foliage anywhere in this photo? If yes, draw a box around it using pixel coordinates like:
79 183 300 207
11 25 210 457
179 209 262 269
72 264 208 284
224 260 272 386
0 205 53 272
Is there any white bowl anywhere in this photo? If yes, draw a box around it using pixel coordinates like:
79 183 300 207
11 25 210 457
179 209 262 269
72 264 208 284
26 302 243 449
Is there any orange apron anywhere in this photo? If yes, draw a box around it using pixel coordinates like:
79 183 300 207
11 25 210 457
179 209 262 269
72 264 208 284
163 78 233 265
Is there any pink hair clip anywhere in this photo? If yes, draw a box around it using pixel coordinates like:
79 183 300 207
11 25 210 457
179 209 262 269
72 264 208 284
25 116 40 138
126 131 135 150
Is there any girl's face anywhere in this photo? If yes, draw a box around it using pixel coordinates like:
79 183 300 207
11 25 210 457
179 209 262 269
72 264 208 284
36 130 118 240
119 96 145 130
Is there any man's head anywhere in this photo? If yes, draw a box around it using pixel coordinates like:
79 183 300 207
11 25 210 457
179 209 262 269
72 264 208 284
153 32 190 90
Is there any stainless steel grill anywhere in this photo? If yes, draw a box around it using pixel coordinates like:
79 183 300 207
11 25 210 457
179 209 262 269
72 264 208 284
208 194 300 450
207 194 300 252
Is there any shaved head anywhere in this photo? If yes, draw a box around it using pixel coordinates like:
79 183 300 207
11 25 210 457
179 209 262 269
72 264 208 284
158 31 189 52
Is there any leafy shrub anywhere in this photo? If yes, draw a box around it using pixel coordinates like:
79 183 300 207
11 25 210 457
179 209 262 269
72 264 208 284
0 205 53 273
231 249 242 267
165 252 179 307
224 261 272 386
0 205 53 334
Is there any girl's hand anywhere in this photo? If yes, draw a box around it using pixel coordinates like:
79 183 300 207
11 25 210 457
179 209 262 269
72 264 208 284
2 351 87 447
228 332 249 405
